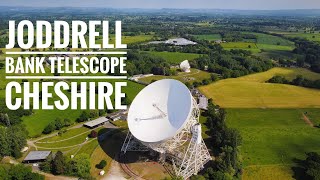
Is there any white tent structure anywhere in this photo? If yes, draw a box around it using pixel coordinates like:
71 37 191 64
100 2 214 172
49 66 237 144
121 79 211 179
180 60 191 73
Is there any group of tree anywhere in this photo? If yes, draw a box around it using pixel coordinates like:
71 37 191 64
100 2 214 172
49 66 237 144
76 109 103 123
0 164 44 180
0 100 30 159
293 152 320 180
40 151 91 179
292 38 320 73
191 102 242 179
42 118 72 134
267 75 320 90
192 49 273 79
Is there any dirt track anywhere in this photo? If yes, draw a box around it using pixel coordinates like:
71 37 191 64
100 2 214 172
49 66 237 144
301 113 314 127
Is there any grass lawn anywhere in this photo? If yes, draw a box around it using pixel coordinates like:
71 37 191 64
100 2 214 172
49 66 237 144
193 34 222 41
35 127 104 148
226 108 320 179
139 68 211 84
38 127 90 143
199 67 320 108
143 51 202 64
243 165 294 180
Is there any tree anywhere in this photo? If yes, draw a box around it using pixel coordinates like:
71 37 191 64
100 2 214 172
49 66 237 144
52 151 66 175
303 152 320 180
43 122 56 134
69 153 91 178
89 130 98 138
97 160 107 169
54 118 65 130
64 118 72 126
8 164 44 180
77 111 89 122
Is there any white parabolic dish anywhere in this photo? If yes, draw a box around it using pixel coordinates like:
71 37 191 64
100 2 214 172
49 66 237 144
128 79 192 144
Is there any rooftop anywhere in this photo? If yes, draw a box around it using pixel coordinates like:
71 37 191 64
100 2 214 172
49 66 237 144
24 151 51 161
83 117 109 127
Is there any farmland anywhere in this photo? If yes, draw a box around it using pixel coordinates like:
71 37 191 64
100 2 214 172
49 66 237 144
199 67 320 108
219 32 295 54
221 42 261 53
193 34 222 41
269 31 320 42
142 51 202 64
226 108 320 179
138 68 211 84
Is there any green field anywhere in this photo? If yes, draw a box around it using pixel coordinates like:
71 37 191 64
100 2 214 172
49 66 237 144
248 32 294 47
221 42 261 53
139 68 211 84
199 67 320 108
221 32 295 53
226 108 320 180
19 79 143 137
143 51 202 64
95 34 154 45
269 31 320 42
193 34 222 41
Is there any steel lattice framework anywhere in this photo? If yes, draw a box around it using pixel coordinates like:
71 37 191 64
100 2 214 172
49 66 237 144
121 98 211 179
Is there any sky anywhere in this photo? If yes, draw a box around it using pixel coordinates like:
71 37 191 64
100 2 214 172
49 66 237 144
1 0 320 10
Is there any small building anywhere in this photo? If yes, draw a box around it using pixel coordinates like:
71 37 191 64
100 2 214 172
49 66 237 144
198 95 208 110
107 110 128 121
83 117 109 129
23 151 51 163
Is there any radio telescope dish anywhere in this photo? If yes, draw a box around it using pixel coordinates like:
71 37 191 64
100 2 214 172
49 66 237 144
180 60 191 73
122 79 211 179
127 79 192 143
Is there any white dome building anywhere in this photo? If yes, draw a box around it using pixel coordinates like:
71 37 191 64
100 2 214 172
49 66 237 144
180 60 191 73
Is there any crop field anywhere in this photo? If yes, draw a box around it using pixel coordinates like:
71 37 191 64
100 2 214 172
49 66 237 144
247 32 294 46
226 108 320 180
138 68 211 84
193 34 222 41
269 31 320 42
221 32 295 53
199 67 320 108
143 51 202 64
221 42 259 49
92 34 153 45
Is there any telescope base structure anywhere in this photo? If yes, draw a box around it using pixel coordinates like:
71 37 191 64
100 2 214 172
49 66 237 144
121 131 149 153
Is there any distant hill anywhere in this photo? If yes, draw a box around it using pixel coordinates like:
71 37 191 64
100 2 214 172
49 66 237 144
0 6 320 17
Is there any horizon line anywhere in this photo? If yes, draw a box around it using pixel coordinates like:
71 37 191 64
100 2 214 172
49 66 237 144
6 76 128 79
1 6 320 11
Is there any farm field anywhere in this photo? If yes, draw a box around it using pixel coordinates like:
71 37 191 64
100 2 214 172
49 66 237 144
226 108 320 180
199 67 320 108
221 32 295 53
269 31 320 42
193 34 222 41
143 51 202 64
221 42 261 53
138 68 211 84
95 34 154 45
247 32 294 46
